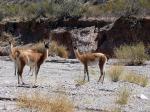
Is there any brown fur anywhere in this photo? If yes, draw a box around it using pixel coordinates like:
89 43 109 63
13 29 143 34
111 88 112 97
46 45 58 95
12 42 49 85
74 49 107 83
9 43 34 76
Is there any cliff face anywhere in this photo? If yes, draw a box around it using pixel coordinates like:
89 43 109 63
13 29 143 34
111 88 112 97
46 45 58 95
0 18 108 57
96 16 150 57
0 16 150 57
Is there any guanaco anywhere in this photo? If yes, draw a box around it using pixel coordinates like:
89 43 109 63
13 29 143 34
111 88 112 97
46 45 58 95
9 42 34 76
73 46 107 83
14 41 49 85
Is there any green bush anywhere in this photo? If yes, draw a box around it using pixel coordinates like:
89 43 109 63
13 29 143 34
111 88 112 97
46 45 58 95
115 43 149 65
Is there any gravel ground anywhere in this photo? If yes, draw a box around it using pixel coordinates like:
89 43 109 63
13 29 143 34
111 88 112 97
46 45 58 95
0 57 150 112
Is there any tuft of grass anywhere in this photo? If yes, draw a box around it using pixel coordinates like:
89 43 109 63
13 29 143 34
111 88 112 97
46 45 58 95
31 42 46 53
116 88 130 105
49 41 68 58
75 79 87 87
111 108 122 112
108 65 123 82
115 43 149 65
122 72 149 87
17 92 74 112
31 41 68 58
57 46 68 59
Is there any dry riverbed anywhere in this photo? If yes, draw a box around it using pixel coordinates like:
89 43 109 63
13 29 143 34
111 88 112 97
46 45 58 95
0 56 150 112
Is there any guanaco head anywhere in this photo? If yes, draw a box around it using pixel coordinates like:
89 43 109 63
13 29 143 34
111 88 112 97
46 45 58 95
44 41 50 49
73 46 77 50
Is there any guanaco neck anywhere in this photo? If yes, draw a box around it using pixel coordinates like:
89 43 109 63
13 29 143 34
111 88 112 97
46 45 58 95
74 49 81 60
10 43 14 54
45 48 49 59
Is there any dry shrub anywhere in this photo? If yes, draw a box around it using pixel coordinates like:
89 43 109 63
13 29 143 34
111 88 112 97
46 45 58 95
57 46 68 58
31 42 46 53
111 108 122 112
0 32 13 42
49 41 68 58
82 5 102 17
108 65 123 82
75 79 87 86
122 72 149 87
17 92 74 112
115 43 149 65
31 41 68 58
116 88 130 105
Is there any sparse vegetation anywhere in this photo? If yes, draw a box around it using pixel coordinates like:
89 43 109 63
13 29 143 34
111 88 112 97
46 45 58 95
111 108 122 112
115 43 149 65
122 72 149 87
116 88 130 105
75 79 87 86
0 0 82 20
82 0 150 17
0 0 150 20
31 42 46 53
17 92 74 112
49 41 68 58
32 41 68 58
108 65 123 82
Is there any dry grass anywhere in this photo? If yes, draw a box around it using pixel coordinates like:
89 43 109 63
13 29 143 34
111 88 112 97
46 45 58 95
31 42 45 53
122 72 149 87
116 88 130 105
49 41 68 58
32 41 68 58
108 65 124 82
75 79 87 86
115 43 149 65
111 108 122 112
17 92 74 112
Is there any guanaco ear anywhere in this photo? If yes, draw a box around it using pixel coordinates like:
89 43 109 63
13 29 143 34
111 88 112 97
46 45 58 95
9 41 11 45
73 46 77 50
44 40 49 49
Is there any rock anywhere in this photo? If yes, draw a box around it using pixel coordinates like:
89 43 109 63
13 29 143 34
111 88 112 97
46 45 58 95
136 94 148 100
72 26 98 52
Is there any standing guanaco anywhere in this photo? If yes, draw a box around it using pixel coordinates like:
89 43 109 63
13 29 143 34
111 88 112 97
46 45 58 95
13 41 49 85
73 46 107 83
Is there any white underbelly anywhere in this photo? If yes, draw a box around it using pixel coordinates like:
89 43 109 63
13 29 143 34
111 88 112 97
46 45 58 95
87 60 99 66
26 62 35 67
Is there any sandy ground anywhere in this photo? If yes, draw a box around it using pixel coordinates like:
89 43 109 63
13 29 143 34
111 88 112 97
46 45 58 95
0 57 150 112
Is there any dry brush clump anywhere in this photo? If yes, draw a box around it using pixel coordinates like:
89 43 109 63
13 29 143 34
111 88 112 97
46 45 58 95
108 65 124 82
115 43 149 65
111 108 122 112
17 92 74 112
32 41 68 58
49 41 68 58
116 88 130 105
122 72 149 87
